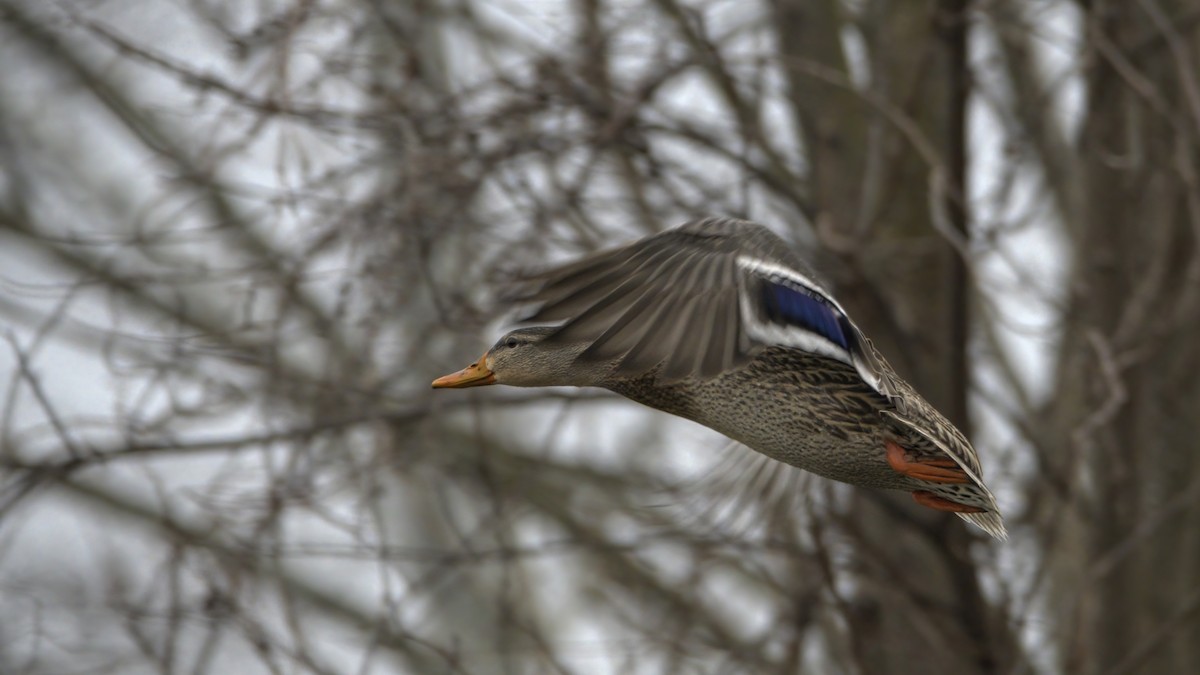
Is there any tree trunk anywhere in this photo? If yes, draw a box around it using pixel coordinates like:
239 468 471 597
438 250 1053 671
1059 1 1200 672
772 0 1013 671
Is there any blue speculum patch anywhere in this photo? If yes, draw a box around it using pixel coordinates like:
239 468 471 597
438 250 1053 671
760 280 850 350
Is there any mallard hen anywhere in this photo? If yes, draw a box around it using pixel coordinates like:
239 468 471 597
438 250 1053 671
432 217 1006 540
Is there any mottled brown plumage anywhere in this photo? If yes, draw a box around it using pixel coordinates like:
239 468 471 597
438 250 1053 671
434 218 1006 540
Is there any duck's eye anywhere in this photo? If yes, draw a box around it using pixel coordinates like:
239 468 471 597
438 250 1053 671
505 337 519 349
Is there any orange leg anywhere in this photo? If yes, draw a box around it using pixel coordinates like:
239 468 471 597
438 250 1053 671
885 441 970 484
912 491 984 513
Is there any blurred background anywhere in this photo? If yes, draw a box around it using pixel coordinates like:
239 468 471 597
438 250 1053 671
1 0 1198 673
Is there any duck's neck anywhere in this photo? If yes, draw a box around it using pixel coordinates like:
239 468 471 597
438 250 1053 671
513 338 616 388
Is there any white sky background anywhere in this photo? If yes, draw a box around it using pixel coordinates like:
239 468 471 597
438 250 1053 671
0 0 1078 673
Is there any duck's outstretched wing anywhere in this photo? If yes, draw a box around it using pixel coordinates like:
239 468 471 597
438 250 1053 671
516 217 884 386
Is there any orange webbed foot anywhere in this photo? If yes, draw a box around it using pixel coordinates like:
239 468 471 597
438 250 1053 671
911 490 985 513
885 440 970 484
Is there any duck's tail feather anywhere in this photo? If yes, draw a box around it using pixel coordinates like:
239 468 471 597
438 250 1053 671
957 510 1008 541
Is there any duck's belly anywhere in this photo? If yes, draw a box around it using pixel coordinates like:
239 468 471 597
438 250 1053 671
608 351 912 491
690 385 906 490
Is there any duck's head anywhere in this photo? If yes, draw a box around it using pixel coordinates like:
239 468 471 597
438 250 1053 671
431 326 601 389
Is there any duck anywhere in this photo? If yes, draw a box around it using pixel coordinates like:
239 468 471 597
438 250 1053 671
432 217 1006 540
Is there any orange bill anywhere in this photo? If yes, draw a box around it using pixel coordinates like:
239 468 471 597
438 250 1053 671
432 352 496 388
